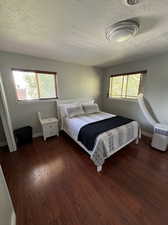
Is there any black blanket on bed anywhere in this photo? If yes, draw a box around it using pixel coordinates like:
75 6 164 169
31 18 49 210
77 116 133 151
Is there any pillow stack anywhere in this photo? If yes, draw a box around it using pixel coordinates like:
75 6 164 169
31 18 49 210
66 103 100 118
82 103 99 114
66 105 85 118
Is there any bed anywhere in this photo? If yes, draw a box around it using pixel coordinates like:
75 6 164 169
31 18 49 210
57 98 141 172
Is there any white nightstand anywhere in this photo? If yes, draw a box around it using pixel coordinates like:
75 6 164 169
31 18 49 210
38 112 59 141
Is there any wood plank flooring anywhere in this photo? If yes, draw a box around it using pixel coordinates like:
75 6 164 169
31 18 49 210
0 133 168 225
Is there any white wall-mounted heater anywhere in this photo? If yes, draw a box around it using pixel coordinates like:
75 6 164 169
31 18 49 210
138 94 168 151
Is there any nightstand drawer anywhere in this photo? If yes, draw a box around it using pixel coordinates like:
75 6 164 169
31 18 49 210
43 124 58 136
48 129 58 136
44 123 57 131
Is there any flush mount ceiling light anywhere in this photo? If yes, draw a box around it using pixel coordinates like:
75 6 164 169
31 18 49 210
105 20 139 42
125 0 139 5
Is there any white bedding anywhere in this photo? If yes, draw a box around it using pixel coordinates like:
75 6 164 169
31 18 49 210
62 112 115 140
61 110 139 171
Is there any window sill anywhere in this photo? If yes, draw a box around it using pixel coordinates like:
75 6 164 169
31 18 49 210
16 98 58 104
108 97 137 103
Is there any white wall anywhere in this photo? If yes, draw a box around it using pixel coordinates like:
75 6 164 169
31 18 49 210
0 166 16 225
0 51 103 140
102 53 168 134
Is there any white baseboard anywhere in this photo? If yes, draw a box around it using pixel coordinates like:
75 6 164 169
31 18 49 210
0 133 42 148
1 130 152 147
33 132 42 138
142 130 152 138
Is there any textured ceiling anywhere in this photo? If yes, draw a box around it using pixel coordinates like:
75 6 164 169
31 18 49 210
0 0 168 67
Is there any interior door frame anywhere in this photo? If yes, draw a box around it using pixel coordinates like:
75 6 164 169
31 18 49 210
0 73 16 152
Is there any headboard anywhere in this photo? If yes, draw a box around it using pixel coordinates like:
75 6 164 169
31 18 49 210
56 98 95 128
57 97 94 105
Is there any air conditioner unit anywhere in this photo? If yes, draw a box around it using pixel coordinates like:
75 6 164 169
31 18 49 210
151 123 168 151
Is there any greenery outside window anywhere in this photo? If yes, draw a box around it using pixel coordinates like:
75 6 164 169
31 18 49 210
108 71 146 100
12 69 58 101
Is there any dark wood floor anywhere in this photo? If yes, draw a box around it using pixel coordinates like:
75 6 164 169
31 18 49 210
0 133 168 225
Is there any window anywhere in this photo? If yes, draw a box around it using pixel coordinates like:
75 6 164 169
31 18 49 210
12 69 58 100
108 71 146 99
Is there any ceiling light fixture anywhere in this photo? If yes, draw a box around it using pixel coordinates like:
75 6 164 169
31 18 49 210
105 20 139 42
125 0 139 5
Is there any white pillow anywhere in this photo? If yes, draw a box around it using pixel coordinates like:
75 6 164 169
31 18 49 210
59 103 78 118
83 103 99 114
66 105 85 118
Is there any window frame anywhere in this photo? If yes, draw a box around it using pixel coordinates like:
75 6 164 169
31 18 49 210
108 70 147 101
12 68 58 101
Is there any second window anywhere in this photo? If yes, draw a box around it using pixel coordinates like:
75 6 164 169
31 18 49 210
108 71 146 99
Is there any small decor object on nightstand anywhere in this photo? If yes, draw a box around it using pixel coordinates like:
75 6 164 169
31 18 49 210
38 112 59 141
